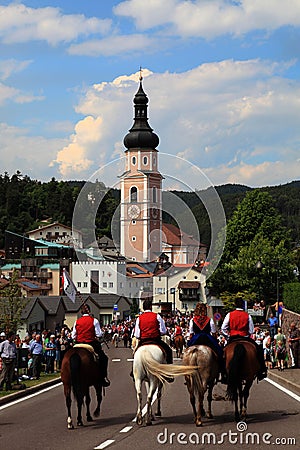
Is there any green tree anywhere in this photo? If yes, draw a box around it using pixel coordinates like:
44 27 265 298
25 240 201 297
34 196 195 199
209 190 293 302
0 270 29 333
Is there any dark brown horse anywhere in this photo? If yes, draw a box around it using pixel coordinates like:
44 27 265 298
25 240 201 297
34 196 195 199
174 334 185 358
61 346 104 429
224 339 260 422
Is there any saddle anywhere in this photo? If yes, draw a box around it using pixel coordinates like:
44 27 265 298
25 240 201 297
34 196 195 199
74 343 98 362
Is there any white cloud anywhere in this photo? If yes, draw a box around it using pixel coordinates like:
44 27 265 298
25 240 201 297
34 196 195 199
0 59 32 81
51 62 300 187
68 34 155 57
115 0 300 38
0 122 65 180
0 4 111 45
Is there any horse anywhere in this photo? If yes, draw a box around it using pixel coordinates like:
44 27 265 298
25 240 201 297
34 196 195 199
174 334 185 358
61 346 104 429
183 345 219 426
112 332 119 348
224 339 260 422
133 344 198 426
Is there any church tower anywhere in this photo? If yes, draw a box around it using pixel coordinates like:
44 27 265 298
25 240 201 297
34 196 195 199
120 74 163 262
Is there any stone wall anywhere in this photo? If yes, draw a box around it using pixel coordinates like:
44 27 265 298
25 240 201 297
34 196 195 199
281 308 300 365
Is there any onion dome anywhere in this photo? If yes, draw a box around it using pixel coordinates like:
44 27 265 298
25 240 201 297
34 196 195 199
123 78 159 150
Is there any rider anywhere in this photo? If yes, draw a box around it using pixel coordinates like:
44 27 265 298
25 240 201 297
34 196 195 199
134 298 173 364
72 303 110 387
188 302 227 384
221 297 267 381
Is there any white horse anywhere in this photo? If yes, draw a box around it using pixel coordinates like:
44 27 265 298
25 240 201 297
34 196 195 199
133 344 198 426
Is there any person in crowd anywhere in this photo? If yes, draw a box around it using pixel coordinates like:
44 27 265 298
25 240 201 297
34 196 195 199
288 322 300 368
275 340 287 371
29 334 43 380
72 303 110 387
268 313 278 340
44 334 57 374
134 298 173 365
221 297 267 380
0 331 17 391
188 302 227 383
253 326 264 346
271 301 284 326
54 333 61 371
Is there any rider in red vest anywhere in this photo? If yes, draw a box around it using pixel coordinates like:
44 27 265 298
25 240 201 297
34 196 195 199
134 299 173 364
221 298 267 380
175 324 183 336
72 303 110 387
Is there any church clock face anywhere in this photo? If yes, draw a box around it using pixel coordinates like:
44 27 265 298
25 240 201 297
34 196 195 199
128 204 140 219
152 207 158 218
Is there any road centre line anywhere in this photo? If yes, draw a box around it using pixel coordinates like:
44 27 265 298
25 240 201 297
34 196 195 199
265 377 300 402
120 426 133 433
94 439 115 449
111 358 121 362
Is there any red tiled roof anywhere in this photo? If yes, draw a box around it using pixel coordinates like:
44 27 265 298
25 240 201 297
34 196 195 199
162 223 204 247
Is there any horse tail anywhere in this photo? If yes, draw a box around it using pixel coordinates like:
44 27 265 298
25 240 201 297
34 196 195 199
70 352 82 403
226 343 246 402
185 347 204 396
141 352 198 384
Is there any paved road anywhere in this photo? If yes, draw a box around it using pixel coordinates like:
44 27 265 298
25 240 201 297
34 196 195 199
0 345 299 450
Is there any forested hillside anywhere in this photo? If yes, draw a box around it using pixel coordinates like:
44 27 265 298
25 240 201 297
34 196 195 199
0 171 299 249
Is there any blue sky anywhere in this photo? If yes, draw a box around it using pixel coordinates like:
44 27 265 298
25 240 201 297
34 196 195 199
1 0 300 190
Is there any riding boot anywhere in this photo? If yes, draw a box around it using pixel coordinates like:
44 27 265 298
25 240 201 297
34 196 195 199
256 345 267 380
98 351 110 387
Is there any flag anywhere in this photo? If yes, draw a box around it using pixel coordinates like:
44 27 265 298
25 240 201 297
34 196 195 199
63 268 77 303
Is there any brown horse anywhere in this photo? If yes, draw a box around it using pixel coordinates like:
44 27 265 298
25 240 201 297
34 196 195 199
61 346 104 429
224 339 260 422
174 334 185 358
183 345 219 426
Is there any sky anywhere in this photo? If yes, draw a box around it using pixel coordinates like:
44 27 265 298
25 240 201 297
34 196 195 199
1 0 300 191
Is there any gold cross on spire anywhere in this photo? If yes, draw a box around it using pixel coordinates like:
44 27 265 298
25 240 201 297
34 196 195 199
139 66 143 81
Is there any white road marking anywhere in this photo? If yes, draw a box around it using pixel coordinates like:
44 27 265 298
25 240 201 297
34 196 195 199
120 426 133 433
94 439 115 449
265 377 300 402
0 382 62 410
111 358 121 362
127 358 134 361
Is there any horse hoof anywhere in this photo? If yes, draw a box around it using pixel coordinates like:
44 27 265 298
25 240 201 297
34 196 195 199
155 412 162 417
77 421 84 427
196 421 202 427
146 420 152 426
67 424 74 430
94 408 100 417
87 416 93 422
137 416 143 426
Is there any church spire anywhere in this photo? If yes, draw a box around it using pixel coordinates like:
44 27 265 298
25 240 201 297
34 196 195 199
123 74 159 150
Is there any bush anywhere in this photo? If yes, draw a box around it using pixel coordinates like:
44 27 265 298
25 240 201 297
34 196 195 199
283 282 300 314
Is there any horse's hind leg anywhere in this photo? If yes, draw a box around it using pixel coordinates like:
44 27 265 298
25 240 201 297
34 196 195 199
145 380 157 426
206 383 214 419
135 378 143 426
85 389 93 422
76 393 84 426
65 386 74 430
94 383 102 417
241 381 251 420
155 382 163 417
